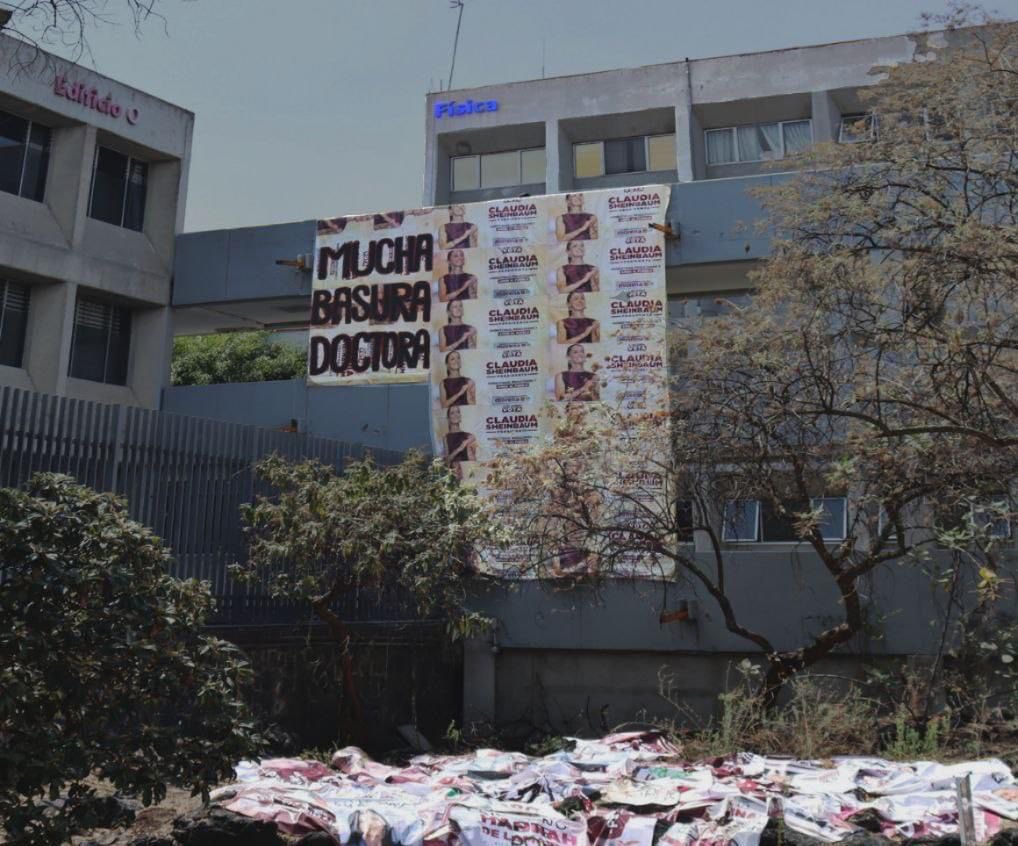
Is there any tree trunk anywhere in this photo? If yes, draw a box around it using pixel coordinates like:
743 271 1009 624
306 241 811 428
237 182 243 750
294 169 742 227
311 600 363 738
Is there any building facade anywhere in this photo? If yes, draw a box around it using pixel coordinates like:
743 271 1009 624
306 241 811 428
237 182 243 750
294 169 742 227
0 36 192 409
165 27 1017 731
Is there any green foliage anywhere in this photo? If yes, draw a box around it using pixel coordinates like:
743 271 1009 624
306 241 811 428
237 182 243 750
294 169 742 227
885 714 944 761
236 452 503 638
171 331 306 386
0 474 266 846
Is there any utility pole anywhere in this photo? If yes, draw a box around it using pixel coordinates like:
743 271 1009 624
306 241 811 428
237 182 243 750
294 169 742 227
448 0 465 91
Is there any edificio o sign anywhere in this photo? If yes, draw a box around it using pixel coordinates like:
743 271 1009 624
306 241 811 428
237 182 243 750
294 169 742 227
309 187 671 577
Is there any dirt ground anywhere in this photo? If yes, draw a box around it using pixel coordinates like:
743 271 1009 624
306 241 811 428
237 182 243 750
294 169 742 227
68 783 203 846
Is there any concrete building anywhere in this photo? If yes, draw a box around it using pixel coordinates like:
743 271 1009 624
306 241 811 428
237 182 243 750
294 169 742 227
165 27 1016 731
0 36 192 408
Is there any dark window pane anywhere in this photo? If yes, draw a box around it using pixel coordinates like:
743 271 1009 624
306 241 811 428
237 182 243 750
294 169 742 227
123 159 147 231
0 111 27 196
604 137 646 174
21 122 50 201
0 280 30 368
89 147 127 225
676 500 695 543
722 499 759 542
814 497 847 540
760 499 808 542
106 306 131 384
70 296 132 384
70 299 110 381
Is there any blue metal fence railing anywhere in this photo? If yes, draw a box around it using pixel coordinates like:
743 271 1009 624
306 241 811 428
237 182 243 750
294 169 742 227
0 386 409 625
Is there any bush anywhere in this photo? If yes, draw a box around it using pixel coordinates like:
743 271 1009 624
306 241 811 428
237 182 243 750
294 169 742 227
662 661 879 759
0 474 266 845
171 331 306 386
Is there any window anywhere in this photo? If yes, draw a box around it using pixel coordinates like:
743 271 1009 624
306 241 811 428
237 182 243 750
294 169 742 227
0 279 30 368
877 505 901 545
450 147 545 192
722 499 760 542
839 113 877 144
0 109 50 202
705 120 812 165
723 497 847 543
573 133 676 178
69 295 131 385
89 146 147 231
676 499 695 543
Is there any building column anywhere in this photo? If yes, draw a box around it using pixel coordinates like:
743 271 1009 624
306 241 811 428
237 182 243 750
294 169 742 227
675 61 696 183
22 280 77 396
46 124 95 248
130 305 172 410
545 119 568 194
811 90 840 143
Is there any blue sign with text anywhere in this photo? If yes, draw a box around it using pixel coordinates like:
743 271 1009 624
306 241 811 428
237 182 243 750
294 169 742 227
434 99 499 119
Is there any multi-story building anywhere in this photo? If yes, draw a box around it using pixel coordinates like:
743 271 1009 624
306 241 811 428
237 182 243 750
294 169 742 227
0 35 192 408
166 26 1014 730
170 28 945 442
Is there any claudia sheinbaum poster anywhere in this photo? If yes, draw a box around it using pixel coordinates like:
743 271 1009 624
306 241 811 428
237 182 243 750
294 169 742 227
310 186 672 577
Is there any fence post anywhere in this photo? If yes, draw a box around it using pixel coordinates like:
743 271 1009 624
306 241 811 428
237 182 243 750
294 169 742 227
108 404 128 494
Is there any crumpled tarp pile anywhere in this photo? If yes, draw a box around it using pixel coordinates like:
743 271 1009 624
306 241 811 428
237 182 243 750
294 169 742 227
211 731 1018 846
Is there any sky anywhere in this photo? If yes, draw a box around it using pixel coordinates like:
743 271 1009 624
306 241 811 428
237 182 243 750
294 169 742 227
42 0 1018 232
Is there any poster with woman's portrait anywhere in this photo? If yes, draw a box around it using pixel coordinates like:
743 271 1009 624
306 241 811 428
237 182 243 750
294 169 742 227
546 240 602 298
434 248 480 303
547 192 607 243
550 291 606 346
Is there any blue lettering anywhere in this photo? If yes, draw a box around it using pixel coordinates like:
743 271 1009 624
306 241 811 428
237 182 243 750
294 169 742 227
434 99 500 119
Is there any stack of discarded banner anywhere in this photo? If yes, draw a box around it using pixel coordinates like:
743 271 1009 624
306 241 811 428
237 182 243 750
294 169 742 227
211 731 1018 845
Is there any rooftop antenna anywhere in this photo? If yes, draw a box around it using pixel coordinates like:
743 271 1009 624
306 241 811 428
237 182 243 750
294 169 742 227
447 0 465 91
541 38 546 78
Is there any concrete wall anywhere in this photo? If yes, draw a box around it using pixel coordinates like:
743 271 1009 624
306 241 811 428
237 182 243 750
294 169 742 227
162 379 432 453
0 35 193 408
460 552 1017 730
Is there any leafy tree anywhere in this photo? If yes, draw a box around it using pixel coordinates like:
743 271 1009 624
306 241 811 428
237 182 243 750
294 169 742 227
171 331 307 387
0 474 266 846
494 17 1018 706
235 452 502 734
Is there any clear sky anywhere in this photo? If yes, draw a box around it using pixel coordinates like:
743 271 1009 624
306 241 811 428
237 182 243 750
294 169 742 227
47 0 1018 232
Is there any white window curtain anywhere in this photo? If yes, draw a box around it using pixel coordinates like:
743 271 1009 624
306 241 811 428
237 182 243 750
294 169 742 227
738 123 780 161
782 120 812 154
705 129 735 165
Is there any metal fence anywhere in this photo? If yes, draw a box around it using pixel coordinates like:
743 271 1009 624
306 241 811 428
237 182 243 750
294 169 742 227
0 385 415 624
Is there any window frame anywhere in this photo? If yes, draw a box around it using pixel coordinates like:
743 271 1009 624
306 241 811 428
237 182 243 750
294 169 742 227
838 112 878 144
705 119 814 165
0 278 30 369
68 294 133 386
722 496 848 544
572 133 677 179
0 109 51 202
449 146 545 192
88 145 148 231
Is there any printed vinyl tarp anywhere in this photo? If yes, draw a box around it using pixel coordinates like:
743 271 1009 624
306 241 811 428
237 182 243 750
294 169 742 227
213 731 1018 845
311 188 672 578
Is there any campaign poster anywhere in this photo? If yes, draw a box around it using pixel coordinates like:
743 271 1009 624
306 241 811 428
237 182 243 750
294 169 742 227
311 186 672 578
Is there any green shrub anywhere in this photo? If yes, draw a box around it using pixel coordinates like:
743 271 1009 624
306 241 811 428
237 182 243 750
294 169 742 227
171 331 306 386
0 474 266 845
